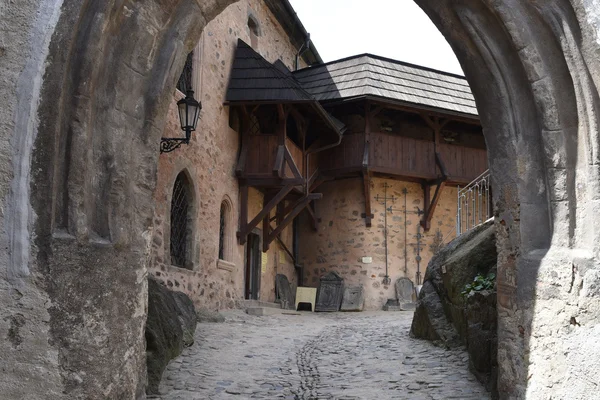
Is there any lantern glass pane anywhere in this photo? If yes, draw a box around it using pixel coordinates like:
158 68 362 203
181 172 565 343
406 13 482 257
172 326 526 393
187 104 195 128
178 101 187 131
191 105 200 130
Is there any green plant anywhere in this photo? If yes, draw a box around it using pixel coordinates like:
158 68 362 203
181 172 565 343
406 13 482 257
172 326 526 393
461 272 496 297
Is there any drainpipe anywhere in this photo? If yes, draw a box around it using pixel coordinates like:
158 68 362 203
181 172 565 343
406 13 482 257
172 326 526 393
295 33 311 71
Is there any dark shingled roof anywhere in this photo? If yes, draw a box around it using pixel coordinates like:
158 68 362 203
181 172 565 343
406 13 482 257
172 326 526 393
226 40 314 103
293 54 478 117
225 39 345 135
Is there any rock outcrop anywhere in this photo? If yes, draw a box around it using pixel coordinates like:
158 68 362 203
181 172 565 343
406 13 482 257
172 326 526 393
145 278 197 395
410 220 497 397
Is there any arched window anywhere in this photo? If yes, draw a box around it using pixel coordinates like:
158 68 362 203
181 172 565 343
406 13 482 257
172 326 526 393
247 15 260 48
218 197 233 263
170 171 193 269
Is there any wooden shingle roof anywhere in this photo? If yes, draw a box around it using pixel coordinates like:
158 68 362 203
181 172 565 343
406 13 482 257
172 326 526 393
225 40 345 135
293 54 478 117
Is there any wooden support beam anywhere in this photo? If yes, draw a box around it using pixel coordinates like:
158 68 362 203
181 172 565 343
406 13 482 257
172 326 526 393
273 145 285 177
235 146 248 177
284 146 302 179
266 193 322 247
240 177 304 187
237 185 249 241
361 171 373 227
307 168 319 191
263 210 271 252
277 104 286 145
309 175 331 192
435 152 449 179
274 234 295 263
421 181 447 231
238 185 294 245
306 202 319 231
276 201 285 225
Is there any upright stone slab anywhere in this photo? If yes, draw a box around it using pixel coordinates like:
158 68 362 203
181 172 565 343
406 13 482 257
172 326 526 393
396 278 416 310
275 274 294 310
315 272 344 312
341 285 365 311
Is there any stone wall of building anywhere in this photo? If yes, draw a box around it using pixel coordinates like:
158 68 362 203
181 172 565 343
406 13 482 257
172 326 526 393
149 0 303 310
299 177 459 310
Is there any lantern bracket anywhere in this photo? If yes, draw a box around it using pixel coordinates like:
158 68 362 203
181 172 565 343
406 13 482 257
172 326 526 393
160 137 189 153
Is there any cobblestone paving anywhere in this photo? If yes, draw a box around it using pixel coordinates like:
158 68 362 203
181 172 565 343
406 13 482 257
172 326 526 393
157 311 490 399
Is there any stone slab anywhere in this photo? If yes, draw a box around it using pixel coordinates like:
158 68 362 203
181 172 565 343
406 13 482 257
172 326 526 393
396 277 415 303
340 285 365 311
275 274 295 310
315 272 344 312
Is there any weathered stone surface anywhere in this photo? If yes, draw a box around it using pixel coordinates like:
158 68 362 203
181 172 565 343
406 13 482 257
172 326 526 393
197 309 226 323
395 277 416 310
300 178 460 310
146 278 197 395
466 290 497 395
411 220 497 395
275 274 295 310
395 278 415 303
158 312 490 398
341 285 365 311
148 0 313 311
315 272 344 312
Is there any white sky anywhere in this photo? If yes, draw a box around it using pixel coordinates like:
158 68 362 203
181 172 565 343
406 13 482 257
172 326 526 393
288 0 463 75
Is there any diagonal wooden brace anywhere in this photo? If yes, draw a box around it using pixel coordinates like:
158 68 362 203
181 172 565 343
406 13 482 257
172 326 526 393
238 184 294 245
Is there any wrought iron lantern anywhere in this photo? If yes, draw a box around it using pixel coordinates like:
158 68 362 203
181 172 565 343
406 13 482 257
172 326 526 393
160 89 202 153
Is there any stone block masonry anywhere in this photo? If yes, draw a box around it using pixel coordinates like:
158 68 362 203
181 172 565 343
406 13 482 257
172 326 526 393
299 177 458 310
149 0 305 310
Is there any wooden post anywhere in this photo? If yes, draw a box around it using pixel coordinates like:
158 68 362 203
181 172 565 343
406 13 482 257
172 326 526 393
237 185 249 243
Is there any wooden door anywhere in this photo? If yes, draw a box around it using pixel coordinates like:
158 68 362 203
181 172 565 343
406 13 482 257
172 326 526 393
245 233 261 300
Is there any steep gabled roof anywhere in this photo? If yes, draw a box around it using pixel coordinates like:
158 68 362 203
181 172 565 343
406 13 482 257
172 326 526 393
225 39 345 136
294 54 478 117
226 40 315 103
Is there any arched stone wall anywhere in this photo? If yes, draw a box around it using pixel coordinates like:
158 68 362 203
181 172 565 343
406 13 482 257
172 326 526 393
1 0 233 398
414 1 600 397
1 0 599 397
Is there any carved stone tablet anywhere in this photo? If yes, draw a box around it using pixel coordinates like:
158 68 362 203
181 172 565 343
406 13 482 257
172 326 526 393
315 272 344 312
396 277 416 310
275 274 294 310
341 285 365 311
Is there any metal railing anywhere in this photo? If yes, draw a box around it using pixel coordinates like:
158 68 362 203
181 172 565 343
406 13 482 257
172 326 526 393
457 170 492 236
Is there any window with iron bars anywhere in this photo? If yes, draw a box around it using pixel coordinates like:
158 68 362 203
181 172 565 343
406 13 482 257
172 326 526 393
218 203 226 260
177 51 194 93
170 172 192 268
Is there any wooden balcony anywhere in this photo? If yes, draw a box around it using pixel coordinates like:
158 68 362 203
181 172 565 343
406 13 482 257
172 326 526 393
319 131 487 185
242 135 305 183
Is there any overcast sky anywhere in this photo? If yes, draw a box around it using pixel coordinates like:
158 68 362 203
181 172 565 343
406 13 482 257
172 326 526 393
288 0 463 75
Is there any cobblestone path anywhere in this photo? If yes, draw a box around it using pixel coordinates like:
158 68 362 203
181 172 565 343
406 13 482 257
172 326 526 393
157 311 490 399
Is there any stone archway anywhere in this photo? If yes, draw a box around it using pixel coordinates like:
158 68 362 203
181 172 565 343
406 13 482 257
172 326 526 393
1 0 599 398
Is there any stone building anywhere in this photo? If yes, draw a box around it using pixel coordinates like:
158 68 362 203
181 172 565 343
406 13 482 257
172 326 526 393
149 0 321 309
151 0 489 312
294 55 488 309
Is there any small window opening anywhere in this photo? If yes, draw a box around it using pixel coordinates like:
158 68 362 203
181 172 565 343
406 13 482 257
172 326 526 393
170 172 193 268
218 198 233 262
219 203 227 260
